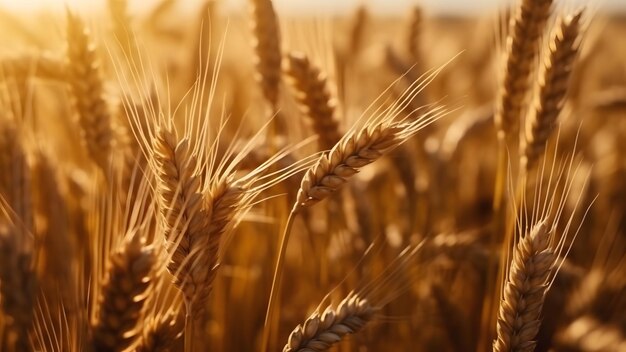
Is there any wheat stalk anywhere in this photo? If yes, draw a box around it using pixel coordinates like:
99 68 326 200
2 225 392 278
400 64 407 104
285 51 342 151
431 284 472 352
91 235 155 352
522 11 583 172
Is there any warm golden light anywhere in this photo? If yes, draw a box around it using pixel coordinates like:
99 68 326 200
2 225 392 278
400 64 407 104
0 0 624 351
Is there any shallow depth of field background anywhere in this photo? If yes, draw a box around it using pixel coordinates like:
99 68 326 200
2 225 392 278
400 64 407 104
3 0 626 14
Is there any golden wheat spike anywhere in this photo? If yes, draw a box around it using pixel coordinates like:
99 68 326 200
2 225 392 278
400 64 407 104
66 10 115 172
522 11 583 172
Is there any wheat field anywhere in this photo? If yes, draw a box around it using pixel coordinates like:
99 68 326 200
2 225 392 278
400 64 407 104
0 0 625 351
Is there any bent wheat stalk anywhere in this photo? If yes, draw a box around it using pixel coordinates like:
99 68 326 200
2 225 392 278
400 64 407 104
263 63 449 351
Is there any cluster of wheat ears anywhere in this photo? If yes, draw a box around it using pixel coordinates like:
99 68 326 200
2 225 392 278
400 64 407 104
0 0 625 351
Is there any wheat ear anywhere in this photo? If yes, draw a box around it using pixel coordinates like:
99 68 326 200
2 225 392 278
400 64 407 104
295 122 409 210
250 0 282 111
152 126 213 312
91 235 155 352
495 0 553 137
285 52 342 151
493 221 555 352
66 10 114 171
522 11 583 172
284 292 377 352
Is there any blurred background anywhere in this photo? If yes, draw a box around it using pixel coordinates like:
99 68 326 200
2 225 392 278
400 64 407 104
2 0 625 15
